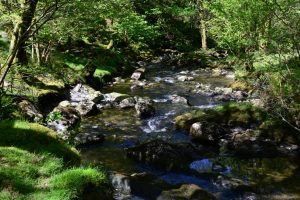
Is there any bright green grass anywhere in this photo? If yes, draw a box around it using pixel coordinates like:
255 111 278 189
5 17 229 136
0 120 80 165
0 147 110 200
0 121 111 199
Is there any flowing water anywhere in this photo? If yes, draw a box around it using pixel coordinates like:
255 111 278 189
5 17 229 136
79 64 300 200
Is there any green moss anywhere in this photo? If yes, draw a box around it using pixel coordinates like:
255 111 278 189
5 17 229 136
0 120 80 165
175 110 207 131
0 147 111 200
214 102 266 126
175 103 267 132
49 168 110 197
0 147 62 198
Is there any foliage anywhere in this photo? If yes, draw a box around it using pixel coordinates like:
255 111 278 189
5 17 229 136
0 94 17 120
46 111 62 123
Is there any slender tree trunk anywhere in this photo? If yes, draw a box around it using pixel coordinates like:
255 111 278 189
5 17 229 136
14 0 39 65
0 0 38 86
35 43 41 65
197 0 207 50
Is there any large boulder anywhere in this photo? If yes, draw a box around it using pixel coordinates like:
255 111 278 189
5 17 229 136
18 100 43 122
175 103 266 132
157 184 217 200
134 97 155 118
126 140 213 170
37 89 65 114
70 84 103 103
131 68 146 80
47 101 81 141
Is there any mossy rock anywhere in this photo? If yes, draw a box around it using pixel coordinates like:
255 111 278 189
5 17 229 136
37 89 66 114
175 110 207 132
0 120 80 165
214 103 266 127
175 103 267 132
158 184 217 200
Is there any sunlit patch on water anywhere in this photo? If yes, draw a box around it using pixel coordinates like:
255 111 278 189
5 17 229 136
193 104 217 109
153 98 169 103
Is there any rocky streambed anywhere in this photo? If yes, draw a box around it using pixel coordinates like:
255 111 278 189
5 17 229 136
36 60 300 199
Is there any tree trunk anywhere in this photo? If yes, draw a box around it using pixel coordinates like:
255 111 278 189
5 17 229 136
0 0 38 86
197 0 207 50
13 0 39 65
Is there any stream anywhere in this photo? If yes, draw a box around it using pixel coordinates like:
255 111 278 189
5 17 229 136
78 64 300 200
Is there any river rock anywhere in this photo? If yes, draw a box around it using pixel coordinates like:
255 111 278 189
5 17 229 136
130 84 144 91
134 97 155 118
127 140 210 170
169 95 189 104
157 184 217 200
70 84 103 103
74 132 104 146
18 100 43 122
131 68 146 80
47 101 81 140
75 100 98 116
103 92 130 104
119 97 136 109
190 122 226 143
111 172 162 199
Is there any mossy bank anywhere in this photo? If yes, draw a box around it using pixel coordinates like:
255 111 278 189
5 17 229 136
0 121 113 200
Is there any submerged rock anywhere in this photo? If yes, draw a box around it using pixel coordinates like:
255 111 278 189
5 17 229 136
157 184 217 200
134 97 155 118
127 140 213 170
